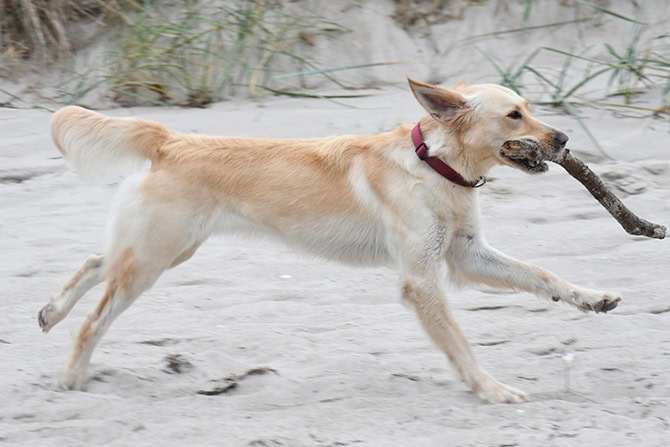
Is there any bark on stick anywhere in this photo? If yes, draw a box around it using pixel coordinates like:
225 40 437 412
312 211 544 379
551 149 665 239
500 140 666 240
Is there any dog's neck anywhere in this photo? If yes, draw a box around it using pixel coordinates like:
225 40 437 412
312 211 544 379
412 122 485 188
416 116 497 183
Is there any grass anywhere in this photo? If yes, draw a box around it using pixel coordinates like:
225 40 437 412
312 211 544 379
521 0 646 24
1 0 392 106
0 0 71 63
540 31 668 114
0 0 140 65
512 3 667 109
1 0 668 113
102 0 390 106
476 1 669 157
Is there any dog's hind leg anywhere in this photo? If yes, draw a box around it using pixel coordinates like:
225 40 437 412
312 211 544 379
59 247 163 390
402 276 527 404
56 171 207 389
38 254 105 333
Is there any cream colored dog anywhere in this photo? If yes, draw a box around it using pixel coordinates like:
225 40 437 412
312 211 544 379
38 79 621 403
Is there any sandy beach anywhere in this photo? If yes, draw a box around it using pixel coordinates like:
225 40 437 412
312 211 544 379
1 1 669 446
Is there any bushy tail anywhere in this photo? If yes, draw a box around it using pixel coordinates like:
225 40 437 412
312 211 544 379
51 106 171 180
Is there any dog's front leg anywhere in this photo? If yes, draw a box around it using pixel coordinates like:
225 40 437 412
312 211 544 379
446 234 621 313
401 276 527 403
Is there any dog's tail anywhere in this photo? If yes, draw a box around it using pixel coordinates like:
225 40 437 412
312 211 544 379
51 105 171 180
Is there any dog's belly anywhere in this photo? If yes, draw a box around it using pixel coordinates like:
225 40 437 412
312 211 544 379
211 211 391 266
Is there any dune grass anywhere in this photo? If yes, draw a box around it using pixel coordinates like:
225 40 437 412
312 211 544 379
105 0 353 106
2 0 668 111
0 0 71 63
2 0 390 106
483 2 668 108
476 1 669 155
106 0 665 108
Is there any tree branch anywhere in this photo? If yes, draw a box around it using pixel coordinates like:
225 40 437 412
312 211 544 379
551 149 665 239
501 140 666 240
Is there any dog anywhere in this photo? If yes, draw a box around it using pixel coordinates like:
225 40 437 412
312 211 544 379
38 79 621 403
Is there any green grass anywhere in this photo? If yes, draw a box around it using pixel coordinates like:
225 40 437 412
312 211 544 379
478 1 669 157
3 0 668 113
481 2 668 108
102 0 388 107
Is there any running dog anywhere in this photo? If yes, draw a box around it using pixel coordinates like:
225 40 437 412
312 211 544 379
38 79 621 403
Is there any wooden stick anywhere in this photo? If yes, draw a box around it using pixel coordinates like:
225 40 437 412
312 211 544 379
500 140 666 240
551 149 665 239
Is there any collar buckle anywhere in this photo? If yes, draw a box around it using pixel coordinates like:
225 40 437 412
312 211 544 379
473 177 487 188
415 142 429 160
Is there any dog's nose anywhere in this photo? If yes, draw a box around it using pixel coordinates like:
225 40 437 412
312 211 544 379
554 131 569 149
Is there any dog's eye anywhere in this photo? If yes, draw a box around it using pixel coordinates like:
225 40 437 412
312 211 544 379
507 111 522 120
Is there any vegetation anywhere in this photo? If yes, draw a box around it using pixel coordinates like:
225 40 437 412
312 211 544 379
104 1 382 106
0 0 668 113
0 0 72 63
475 0 669 152
1 0 389 106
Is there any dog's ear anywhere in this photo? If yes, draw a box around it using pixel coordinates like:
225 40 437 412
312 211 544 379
408 78 467 122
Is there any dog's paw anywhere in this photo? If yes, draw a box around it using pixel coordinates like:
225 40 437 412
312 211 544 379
557 288 622 313
59 369 88 391
38 303 56 333
474 374 527 404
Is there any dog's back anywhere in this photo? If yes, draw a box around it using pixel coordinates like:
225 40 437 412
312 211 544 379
51 106 400 265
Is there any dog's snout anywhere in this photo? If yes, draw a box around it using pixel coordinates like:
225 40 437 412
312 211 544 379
554 131 569 149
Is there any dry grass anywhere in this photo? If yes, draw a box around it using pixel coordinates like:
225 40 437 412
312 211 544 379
0 0 137 66
0 0 72 63
2 0 667 111
103 1 354 106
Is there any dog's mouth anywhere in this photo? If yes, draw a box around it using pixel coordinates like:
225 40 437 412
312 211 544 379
500 139 549 174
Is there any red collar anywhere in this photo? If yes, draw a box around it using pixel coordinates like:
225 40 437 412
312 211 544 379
411 123 485 188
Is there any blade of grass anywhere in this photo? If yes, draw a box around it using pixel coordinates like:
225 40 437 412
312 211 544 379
271 62 397 80
0 86 25 105
588 101 666 113
523 66 562 92
562 66 611 99
110 87 172 106
463 18 591 42
542 47 609 66
268 50 351 89
260 86 376 99
477 47 542 94
522 0 533 21
561 100 613 160
572 0 646 25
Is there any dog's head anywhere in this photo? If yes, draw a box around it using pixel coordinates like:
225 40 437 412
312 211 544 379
408 79 568 175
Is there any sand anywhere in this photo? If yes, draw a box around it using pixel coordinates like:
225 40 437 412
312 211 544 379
1 1 669 446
